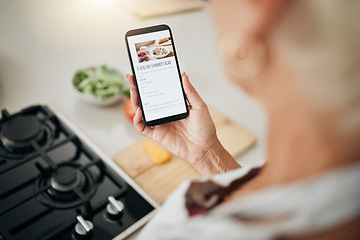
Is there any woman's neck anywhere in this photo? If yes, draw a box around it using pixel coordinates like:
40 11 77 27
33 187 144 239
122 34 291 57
261 98 360 185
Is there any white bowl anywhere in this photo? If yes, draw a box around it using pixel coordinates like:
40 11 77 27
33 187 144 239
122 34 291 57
150 46 171 59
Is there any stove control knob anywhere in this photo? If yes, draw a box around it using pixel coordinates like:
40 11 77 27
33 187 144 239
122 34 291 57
75 215 93 236
106 196 124 217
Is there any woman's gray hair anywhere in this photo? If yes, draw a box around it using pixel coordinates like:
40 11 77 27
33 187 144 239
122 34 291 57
274 0 360 133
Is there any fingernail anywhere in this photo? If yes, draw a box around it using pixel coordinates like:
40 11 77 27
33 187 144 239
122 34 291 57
136 107 140 112
182 72 186 77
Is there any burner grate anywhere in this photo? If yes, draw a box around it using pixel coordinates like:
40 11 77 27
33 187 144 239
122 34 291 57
34 161 100 209
0 108 57 160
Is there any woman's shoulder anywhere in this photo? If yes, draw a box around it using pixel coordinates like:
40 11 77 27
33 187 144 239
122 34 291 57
209 160 360 238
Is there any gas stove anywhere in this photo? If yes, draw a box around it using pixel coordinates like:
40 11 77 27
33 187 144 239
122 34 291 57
0 105 157 240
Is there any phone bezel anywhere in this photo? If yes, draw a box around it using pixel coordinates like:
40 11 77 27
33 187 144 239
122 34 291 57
125 24 189 126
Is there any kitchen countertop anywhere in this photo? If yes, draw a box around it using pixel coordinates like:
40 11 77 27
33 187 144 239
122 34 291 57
0 0 266 239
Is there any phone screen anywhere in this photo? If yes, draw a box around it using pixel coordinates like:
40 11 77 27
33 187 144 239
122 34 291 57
126 25 188 126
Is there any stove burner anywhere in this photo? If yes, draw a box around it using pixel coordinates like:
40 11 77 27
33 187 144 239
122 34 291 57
50 166 82 192
35 164 98 209
0 115 44 151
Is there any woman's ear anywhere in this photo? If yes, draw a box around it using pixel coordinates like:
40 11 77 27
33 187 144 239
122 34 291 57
215 0 287 79
211 0 288 94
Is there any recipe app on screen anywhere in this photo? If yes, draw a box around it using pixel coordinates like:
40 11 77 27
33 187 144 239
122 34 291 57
127 30 187 122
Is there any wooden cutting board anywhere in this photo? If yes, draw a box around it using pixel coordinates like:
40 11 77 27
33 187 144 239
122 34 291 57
113 107 256 204
119 0 204 19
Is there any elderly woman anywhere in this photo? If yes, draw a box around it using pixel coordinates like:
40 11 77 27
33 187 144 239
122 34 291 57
126 0 360 239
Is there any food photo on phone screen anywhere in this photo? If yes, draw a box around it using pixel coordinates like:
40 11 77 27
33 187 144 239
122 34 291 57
136 37 173 63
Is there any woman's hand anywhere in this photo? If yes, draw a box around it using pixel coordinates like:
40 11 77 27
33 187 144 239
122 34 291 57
126 73 240 175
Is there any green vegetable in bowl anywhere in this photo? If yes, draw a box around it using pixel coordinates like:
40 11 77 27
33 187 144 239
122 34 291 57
73 65 129 99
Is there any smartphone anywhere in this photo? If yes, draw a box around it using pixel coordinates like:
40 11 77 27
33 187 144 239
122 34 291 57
125 24 189 126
